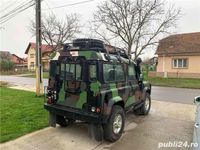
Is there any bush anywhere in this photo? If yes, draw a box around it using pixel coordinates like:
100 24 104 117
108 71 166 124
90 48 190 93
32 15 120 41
0 60 14 71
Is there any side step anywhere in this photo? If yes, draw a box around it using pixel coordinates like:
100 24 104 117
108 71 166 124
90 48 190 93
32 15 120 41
133 101 144 110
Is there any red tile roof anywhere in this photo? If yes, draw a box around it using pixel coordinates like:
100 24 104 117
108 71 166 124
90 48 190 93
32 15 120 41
156 32 200 55
11 54 27 64
25 42 53 54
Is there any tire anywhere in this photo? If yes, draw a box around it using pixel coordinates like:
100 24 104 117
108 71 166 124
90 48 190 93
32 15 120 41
73 38 106 52
56 115 75 127
103 105 125 142
134 93 151 115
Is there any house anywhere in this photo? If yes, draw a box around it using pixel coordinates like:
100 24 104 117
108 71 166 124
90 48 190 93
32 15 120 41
11 54 27 70
156 32 200 78
25 42 53 71
0 51 27 71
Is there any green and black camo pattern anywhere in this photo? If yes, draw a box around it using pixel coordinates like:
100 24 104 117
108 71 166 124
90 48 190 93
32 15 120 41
48 50 151 115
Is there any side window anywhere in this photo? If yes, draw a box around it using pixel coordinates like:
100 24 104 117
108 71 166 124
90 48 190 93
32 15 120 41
103 64 115 82
115 65 125 81
103 64 125 82
128 66 136 80
89 64 97 82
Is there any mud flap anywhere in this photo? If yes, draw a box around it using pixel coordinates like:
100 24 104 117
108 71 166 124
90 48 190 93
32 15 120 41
88 124 104 141
49 112 56 127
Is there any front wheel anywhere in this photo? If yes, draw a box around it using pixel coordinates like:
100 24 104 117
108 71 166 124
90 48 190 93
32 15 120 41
134 93 151 115
103 105 125 142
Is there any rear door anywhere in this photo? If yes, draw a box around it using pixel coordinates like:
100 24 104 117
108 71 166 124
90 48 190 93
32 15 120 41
56 58 87 109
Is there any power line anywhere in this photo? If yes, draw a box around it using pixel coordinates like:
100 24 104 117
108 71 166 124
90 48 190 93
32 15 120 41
0 0 35 24
0 0 22 13
43 0 95 10
1 0 33 19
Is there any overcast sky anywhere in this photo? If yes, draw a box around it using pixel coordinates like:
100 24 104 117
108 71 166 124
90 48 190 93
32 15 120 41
0 0 200 58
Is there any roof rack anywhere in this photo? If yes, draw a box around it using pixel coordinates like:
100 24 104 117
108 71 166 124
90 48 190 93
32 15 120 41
63 38 129 59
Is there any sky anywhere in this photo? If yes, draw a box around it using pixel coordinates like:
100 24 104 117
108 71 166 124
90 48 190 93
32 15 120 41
0 0 200 58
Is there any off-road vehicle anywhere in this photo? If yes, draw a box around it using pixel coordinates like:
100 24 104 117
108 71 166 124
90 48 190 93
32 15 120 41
44 39 151 142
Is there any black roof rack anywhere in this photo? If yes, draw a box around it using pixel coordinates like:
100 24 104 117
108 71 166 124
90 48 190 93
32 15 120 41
63 38 129 59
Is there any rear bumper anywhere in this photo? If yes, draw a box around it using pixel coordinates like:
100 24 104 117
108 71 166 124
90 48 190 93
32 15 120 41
44 103 108 124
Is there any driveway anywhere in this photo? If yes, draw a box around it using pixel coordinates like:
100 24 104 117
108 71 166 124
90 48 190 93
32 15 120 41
0 100 196 150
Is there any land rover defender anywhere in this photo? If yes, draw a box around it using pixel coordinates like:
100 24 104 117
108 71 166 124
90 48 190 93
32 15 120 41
44 39 151 142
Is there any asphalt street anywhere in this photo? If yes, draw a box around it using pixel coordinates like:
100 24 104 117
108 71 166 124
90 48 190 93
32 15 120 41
0 75 199 104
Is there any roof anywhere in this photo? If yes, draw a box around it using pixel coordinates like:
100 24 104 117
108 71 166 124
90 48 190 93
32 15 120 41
156 32 200 55
12 54 24 60
11 54 27 64
25 42 53 54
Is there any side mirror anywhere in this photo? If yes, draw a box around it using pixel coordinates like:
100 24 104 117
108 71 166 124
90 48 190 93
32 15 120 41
194 96 200 104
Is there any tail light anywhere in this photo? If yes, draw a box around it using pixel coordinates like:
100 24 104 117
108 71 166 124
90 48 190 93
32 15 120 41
47 96 54 104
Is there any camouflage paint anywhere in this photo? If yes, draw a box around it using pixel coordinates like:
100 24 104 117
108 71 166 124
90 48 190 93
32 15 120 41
76 91 87 109
90 81 101 96
58 84 65 102
47 49 150 115
109 83 118 98
125 95 135 107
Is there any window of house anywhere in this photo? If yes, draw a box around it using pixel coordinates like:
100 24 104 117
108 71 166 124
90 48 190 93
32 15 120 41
173 58 188 68
30 62 34 66
30 54 34 58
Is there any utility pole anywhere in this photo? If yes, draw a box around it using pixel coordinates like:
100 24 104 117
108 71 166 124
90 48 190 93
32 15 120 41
35 0 43 96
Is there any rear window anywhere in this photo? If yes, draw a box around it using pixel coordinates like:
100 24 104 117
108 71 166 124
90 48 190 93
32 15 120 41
60 63 82 81
89 64 97 82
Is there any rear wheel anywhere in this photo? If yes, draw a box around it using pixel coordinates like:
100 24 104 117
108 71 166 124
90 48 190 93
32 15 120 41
56 115 75 127
134 93 151 115
103 105 125 142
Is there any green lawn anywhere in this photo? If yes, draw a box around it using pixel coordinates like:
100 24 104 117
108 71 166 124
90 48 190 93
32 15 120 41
0 87 48 143
145 77 200 89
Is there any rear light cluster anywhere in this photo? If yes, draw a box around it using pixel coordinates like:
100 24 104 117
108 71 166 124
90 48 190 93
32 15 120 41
47 96 54 104
91 107 101 113
46 90 56 104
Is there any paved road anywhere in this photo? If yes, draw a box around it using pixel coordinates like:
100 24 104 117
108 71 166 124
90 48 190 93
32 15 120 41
152 86 200 104
0 75 200 104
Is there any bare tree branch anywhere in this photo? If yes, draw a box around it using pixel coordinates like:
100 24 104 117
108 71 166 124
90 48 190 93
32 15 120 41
29 13 80 52
92 0 181 60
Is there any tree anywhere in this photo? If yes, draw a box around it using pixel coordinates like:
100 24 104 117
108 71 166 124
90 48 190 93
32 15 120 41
30 13 80 52
93 0 181 59
0 60 14 71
